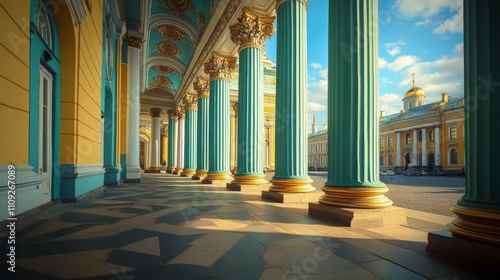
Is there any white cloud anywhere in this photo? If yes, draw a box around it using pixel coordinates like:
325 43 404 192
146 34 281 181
379 93 402 115
311 62 322 69
379 55 418 72
393 0 461 19
396 43 464 101
433 6 463 34
384 40 406 56
308 101 327 112
415 18 431 26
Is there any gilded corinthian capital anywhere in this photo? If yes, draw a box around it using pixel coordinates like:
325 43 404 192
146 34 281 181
183 94 198 110
230 8 276 50
203 52 237 80
167 109 177 119
193 76 209 98
150 108 162 118
176 107 185 120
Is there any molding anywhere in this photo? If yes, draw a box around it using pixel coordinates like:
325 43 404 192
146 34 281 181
67 0 86 24
60 164 105 179
0 165 40 188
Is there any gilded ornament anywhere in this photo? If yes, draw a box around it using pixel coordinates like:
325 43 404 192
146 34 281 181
144 88 169 95
193 76 209 98
151 76 173 87
156 25 186 41
154 41 181 56
203 52 237 80
161 125 168 137
128 35 143 49
176 107 185 119
264 76 276 86
158 0 195 16
183 94 198 110
230 8 276 50
167 109 177 119
152 65 177 75
150 108 162 117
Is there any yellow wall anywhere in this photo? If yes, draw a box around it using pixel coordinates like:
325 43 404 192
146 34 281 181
58 1 103 164
0 2 31 164
119 63 128 156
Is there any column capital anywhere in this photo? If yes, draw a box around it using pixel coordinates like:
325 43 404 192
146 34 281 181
167 109 177 119
233 102 238 118
127 35 143 49
276 0 308 9
150 107 162 118
193 76 210 98
161 124 168 137
230 7 276 51
177 106 185 120
204 52 237 81
183 94 198 111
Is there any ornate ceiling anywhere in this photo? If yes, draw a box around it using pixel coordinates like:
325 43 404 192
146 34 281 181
122 0 276 116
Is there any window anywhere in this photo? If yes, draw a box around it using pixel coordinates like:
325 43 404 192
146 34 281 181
418 130 422 142
36 2 52 49
429 130 434 141
388 155 393 166
380 137 384 148
450 125 457 139
405 133 410 144
388 136 393 147
380 154 384 166
450 149 458 164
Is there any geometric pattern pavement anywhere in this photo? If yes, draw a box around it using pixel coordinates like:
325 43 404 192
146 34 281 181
1 173 490 279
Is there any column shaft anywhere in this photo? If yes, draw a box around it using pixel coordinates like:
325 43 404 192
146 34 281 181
149 108 161 171
413 129 417 167
195 95 209 178
448 0 500 244
396 132 401 167
167 114 177 172
205 79 232 180
422 128 427 166
176 115 185 174
125 44 141 181
270 0 313 192
233 47 267 184
435 125 441 166
321 0 391 208
182 108 197 175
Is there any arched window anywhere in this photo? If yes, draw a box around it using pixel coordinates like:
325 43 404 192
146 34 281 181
36 2 52 49
388 136 393 147
380 154 384 166
388 155 393 166
450 149 458 164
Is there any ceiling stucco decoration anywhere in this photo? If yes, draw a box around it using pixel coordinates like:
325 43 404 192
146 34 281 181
158 0 195 15
144 87 170 96
152 65 178 75
156 24 186 41
151 76 174 87
154 41 181 56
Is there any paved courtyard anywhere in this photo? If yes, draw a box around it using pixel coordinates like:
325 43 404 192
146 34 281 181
2 173 489 279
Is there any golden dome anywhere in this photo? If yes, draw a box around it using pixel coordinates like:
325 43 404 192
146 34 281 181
404 85 425 98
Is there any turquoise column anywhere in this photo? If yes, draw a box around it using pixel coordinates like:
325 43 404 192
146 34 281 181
270 0 314 192
448 0 500 244
203 52 237 182
181 96 198 176
166 110 177 173
193 77 210 180
319 0 392 208
229 8 276 185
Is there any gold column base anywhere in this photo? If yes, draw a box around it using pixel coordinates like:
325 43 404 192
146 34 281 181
174 168 184 173
181 169 196 176
205 172 233 181
232 174 268 185
448 205 500 244
167 167 175 172
269 178 315 193
149 166 161 171
194 170 208 178
319 186 393 209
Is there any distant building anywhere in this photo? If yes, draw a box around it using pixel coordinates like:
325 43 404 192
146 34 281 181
308 78 466 173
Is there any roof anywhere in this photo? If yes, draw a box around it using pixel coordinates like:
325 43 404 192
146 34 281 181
308 130 328 138
380 97 464 125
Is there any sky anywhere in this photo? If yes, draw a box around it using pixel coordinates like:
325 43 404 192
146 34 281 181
264 0 464 132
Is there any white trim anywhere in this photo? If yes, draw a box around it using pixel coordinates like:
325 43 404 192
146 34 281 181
66 0 86 24
444 118 464 124
61 164 105 179
0 165 40 188
381 122 442 135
